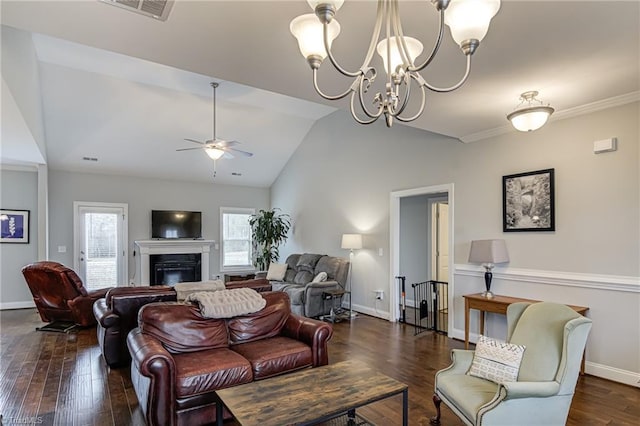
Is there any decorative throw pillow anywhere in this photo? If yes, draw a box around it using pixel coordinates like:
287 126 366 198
312 272 328 283
266 263 287 281
467 335 526 384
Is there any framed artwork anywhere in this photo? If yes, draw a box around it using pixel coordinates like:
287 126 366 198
1 209 30 243
503 169 555 232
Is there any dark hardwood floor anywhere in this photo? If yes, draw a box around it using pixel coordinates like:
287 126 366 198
1 308 638 425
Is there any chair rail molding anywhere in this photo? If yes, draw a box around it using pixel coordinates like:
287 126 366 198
455 264 640 293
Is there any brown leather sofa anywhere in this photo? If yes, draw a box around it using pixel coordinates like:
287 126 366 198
94 286 177 367
127 291 333 426
93 278 272 368
22 261 112 327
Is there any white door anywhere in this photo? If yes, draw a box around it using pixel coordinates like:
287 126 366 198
435 202 449 282
74 202 128 290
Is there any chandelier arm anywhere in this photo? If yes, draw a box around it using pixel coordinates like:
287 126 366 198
422 54 472 93
391 0 418 71
323 0 385 78
395 78 427 123
389 73 412 117
312 69 355 101
350 91 382 125
356 76 385 120
409 8 446 72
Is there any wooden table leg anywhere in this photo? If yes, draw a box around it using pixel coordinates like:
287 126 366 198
479 311 485 338
464 298 470 349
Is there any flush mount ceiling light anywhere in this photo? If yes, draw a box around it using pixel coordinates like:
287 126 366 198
290 0 501 127
507 91 555 132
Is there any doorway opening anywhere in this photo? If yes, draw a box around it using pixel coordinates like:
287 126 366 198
390 184 454 335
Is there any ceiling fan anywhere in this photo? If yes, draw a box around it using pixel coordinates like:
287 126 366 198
177 82 254 163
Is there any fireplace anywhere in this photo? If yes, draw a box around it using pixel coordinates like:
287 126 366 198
150 253 201 286
134 240 214 286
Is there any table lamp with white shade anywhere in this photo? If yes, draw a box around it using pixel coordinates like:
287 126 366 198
468 239 509 298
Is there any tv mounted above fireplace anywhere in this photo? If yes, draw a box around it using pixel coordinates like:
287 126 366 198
151 210 202 239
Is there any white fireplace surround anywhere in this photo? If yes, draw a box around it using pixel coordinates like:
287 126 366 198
135 239 215 285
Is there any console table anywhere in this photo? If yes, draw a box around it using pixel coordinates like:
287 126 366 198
463 293 589 373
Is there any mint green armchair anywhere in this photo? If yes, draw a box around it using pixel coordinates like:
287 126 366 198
431 302 592 426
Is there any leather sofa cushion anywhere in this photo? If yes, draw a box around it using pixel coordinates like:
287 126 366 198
173 348 253 398
231 336 313 380
228 292 290 344
139 302 228 353
294 271 313 285
296 253 323 272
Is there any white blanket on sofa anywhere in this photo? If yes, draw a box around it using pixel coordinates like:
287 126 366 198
185 288 266 318
174 280 225 301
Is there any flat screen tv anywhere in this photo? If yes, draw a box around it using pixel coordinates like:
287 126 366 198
151 210 202 239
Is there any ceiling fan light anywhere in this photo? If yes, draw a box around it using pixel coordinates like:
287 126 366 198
376 36 424 76
205 147 225 160
445 0 501 46
290 13 340 62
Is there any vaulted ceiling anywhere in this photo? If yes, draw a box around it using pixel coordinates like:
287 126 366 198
2 1 639 186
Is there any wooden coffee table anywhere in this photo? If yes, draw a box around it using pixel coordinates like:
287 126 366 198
215 359 408 426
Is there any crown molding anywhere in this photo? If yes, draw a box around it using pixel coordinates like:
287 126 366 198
459 91 640 143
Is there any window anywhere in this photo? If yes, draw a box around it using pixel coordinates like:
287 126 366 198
220 207 254 271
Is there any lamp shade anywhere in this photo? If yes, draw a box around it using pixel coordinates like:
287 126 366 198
307 0 344 11
341 234 362 250
444 0 501 46
468 239 509 265
376 36 423 76
290 13 341 60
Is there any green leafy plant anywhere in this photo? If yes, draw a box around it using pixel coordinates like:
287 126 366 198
249 208 291 271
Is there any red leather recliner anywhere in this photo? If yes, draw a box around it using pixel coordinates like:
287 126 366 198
22 261 112 327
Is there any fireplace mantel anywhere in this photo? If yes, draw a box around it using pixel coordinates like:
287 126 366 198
134 239 215 285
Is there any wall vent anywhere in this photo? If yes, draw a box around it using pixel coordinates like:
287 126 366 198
99 0 174 21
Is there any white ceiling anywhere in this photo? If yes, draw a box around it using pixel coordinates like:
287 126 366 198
2 1 639 186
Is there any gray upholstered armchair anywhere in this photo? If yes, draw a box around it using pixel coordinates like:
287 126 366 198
431 302 592 426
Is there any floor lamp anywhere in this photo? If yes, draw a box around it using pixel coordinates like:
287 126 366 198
341 233 362 318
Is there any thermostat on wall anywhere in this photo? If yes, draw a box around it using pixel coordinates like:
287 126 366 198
593 137 617 154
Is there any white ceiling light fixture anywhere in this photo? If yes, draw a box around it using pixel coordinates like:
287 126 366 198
290 0 501 127
507 91 555 132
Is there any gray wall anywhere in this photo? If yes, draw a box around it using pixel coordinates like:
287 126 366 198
399 195 429 298
0 169 39 308
271 102 639 383
48 170 269 281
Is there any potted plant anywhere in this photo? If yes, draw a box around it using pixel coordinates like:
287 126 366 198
249 208 291 271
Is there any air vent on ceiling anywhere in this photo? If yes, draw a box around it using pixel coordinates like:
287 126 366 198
99 0 174 21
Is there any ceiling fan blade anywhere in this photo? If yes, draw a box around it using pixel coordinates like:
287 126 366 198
227 147 254 157
184 138 206 145
176 147 205 152
219 140 239 148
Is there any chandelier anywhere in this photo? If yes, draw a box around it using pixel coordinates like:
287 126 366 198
507 91 555 132
290 0 501 127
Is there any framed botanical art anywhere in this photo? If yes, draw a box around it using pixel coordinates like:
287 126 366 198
0 209 30 243
503 169 555 232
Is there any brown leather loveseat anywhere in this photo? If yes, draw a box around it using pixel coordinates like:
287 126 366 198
93 278 272 368
127 291 333 426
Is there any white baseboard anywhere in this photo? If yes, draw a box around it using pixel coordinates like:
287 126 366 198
352 303 390 321
585 362 640 388
449 326 639 387
0 301 35 310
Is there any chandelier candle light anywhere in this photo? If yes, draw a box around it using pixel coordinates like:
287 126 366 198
468 239 509 298
290 0 501 127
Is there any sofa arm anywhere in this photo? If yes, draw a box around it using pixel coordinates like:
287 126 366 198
69 287 112 327
282 314 333 367
127 328 176 426
500 381 560 399
93 298 119 328
255 271 267 279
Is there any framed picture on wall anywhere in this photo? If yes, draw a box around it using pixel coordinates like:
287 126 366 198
503 169 555 232
0 209 30 243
